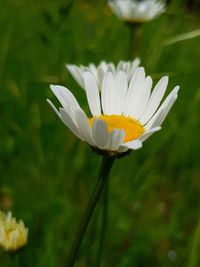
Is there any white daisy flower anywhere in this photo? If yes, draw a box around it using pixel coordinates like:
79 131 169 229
108 0 165 23
47 67 179 156
66 59 140 89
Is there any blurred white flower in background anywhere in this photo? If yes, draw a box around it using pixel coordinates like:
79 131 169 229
66 59 140 89
108 0 165 23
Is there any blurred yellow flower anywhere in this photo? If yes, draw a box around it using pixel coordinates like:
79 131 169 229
0 211 28 251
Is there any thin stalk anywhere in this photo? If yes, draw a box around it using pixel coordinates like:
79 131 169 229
14 254 19 267
128 23 142 58
66 155 115 267
95 178 109 267
10 252 19 267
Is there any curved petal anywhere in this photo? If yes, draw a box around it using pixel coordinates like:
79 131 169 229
159 94 178 125
50 84 81 117
101 72 115 115
129 75 152 119
117 146 129 153
120 139 143 150
47 99 61 118
92 119 110 150
88 64 99 82
108 129 125 151
128 58 141 80
83 72 101 116
66 65 84 88
145 86 179 130
113 71 128 115
59 108 81 139
139 76 169 124
123 67 145 116
139 127 161 142
97 61 109 86
74 109 95 146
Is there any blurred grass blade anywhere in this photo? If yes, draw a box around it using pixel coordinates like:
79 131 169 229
188 219 200 267
163 29 200 46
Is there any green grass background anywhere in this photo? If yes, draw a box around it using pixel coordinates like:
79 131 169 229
0 0 200 266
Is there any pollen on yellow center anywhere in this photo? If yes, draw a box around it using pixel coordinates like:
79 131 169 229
88 115 144 143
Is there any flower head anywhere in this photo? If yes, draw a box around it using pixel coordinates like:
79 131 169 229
48 67 179 156
66 59 140 89
108 0 165 23
0 211 28 251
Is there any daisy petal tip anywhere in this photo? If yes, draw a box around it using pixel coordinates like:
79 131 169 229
162 76 169 82
47 99 61 118
59 107 64 113
50 84 64 96
65 63 70 70
50 84 57 91
156 126 162 131
82 71 95 86
46 98 51 105
132 140 143 150
174 85 180 94
150 126 162 133
135 57 141 63
139 66 145 73
121 139 143 151
83 70 92 78
47 98 56 108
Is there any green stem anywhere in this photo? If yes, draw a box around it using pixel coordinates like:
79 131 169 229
95 178 109 267
67 155 115 267
128 23 142 58
15 254 19 267
9 252 19 267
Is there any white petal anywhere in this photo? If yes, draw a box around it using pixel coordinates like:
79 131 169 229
88 64 99 83
101 72 115 115
145 86 179 130
50 84 81 117
120 139 143 150
116 60 124 71
66 65 84 88
74 109 95 146
130 75 152 119
107 63 115 73
47 99 61 118
123 67 145 116
97 62 108 86
128 58 141 80
139 76 169 124
83 72 101 116
92 119 110 149
159 94 178 125
59 108 81 139
113 71 128 114
145 108 166 130
139 127 161 142
108 129 125 151
117 146 129 153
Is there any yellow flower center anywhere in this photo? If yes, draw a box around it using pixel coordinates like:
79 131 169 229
88 115 144 143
